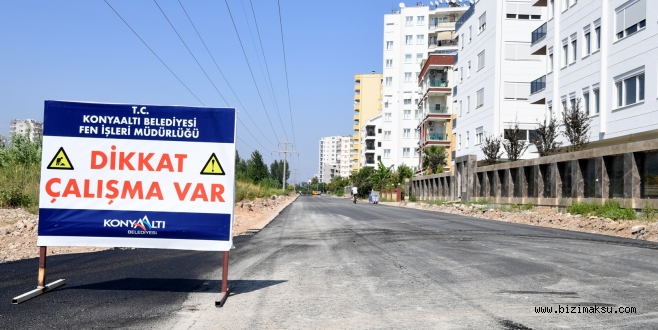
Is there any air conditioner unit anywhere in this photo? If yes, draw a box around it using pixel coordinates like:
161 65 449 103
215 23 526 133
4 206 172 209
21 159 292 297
429 69 437 75
429 122 434 127
429 128 435 132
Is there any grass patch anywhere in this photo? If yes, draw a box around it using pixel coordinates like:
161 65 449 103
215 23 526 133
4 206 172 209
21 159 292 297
567 201 636 220
0 163 40 214
409 195 418 202
639 203 658 222
235 180 289 202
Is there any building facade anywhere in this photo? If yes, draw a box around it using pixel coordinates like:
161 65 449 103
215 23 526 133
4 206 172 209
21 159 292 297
451 0 547 162
361 114 383 168
528 0 658 148
318 135 352 183
353 72 383 172
381 3 467 171
9 119 43 142
416 54 456 172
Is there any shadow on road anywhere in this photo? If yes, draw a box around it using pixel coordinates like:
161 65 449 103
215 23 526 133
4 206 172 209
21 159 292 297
62 278 286 295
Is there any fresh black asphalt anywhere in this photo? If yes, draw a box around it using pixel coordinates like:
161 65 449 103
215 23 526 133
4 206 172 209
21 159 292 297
2 196 658 329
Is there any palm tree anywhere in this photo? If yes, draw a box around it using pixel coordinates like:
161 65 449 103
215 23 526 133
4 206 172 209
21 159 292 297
422 146 447 174
370 160 394 190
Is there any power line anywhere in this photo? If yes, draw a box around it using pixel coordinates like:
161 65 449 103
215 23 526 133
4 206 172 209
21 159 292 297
103 0 204 105
275 0 298 150
238 118 269 151
176 0 276 148
223 0 282 143
244 0 288 141
152 0 229 105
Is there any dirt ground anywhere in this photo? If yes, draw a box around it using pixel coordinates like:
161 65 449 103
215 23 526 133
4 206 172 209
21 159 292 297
0 195 296 264
381 201 658 242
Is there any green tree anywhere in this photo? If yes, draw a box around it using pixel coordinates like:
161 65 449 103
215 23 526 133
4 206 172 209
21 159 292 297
269 160 290 186
349 166 374 198
422 146 447 174
502 117 529 162
396 164 414 185
370 161 393 190
562 98 592 152
247 150 268 183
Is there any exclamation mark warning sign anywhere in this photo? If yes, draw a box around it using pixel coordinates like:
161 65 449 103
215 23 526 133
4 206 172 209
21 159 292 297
200 153 225 175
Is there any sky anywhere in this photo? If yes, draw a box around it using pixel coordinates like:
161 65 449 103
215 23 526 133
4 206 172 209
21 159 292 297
0 0 403 182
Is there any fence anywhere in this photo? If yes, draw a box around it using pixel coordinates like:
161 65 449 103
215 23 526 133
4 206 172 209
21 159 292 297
410 138 658 208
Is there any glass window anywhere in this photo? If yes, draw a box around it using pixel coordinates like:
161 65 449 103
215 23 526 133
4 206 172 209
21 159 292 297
507 14 516 19
417 16 425 25
584 32 591 55
384 113 392 122
384 149 391 158
385 59 393 68
403 110 411 119
616 73 645 107
477 51 485 70
594 89 600 113
405 35 413 44
625 77 637 105
385 77 392 86
518 14 530 19
405 54 412 63
416 35 424 44
583 92 590 114
477 89 484 107
478 12 486 33
571 39 577 63
416 53 423 63
403 129 410 138
403 148 410 157
405 16 413 26
414 128 420 138
563 44 568 67
595 26 601 50
386 41 393 50
404 72 412 82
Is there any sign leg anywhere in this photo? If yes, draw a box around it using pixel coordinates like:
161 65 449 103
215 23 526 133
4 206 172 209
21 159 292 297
12 246 66 304
215 251 230 307
38 246 47 288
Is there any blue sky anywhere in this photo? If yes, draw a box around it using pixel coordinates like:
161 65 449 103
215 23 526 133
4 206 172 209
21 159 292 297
0 0 398 181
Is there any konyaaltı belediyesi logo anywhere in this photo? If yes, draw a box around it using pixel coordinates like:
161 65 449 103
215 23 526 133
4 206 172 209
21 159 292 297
104 215 166 235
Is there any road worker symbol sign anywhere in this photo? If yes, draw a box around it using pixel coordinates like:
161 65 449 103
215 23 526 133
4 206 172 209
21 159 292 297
200 153 225 175
37 100 237 251
47 147 74 170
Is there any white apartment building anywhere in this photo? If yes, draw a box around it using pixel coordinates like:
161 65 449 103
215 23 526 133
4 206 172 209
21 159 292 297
361 114 383 168
381 3 467 170
528 0 658 148
318 135 352 183
9 119 43 142
452 0 547 161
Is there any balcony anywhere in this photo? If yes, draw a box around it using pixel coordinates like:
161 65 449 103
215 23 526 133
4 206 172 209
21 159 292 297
531 22 547 45
530 75 546 95
428 39 458 49
365 131 376 137
353 124 359 131
429 105 449 114
455 3 475 31
353 114 360 121
429 21 456 30
428 133 449 141
428 79 449 88
354 94 361 102
452 85 457 96
365 146 375 151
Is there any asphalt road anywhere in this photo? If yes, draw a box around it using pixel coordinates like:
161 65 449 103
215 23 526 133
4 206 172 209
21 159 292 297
3 196 658 329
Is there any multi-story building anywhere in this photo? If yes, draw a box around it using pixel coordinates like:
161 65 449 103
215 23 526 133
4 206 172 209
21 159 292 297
528 0 658 148
416 54 456 172
451 0 547 161
9 119 43 141
361 114 383 168
381 2 467 170
353 72 383 173
318 135 352 183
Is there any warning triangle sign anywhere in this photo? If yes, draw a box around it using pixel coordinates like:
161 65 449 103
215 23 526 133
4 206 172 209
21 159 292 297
47 147 74 170
200 153 225 175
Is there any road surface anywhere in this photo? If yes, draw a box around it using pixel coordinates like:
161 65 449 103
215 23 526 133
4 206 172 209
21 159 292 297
2 196 658 329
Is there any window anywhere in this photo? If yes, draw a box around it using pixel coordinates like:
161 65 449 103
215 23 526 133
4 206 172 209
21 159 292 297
459 100 463 116
416 53 423 63
458 134 462 150
477 89 484 107
385 59 393 68
403 110 411 119
385 77 392 86
384 101 389 108
467 61 471 77
469 26 472 43
507 14 517 19
403 129 411 138
405 54 412 63
461 34 464 49
548 52 554 72
405 16 413 26
504 129 537 141
478 12 486 33
562 42 568 67
477 51 485 70
570 97 576 111
403 98 412 105
594 88 600 114
414 96 419 104
584 30 591 56
460 68 463 82
384 149 391 158
384 131 391 139
404 72 412 82
531 15 541 19
466 131 469 148
416 35 424 44
504 43 533 60
414 110 421 119
504 82 530 100
518 14 530 20
476 127 483 145
386 41 393 50
467 96 470 113
583 91 590 114
595 26 601 50
405 35 413 45
414 128 420 138
417 16 425 25
571 38 577 63
549 0 555 19
384 113 392 122
548 104 553 117
615 0 646 40
562 99 567 111
615 71 645 108
403 148 410 157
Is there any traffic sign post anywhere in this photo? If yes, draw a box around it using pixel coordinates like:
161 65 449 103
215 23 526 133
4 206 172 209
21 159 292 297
12 100 237 305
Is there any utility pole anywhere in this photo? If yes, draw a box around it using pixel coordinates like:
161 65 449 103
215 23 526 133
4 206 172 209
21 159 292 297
272 142 298 191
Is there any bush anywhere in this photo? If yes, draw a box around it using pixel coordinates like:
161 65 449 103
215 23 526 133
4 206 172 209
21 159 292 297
409 195 418 202
235 180 288 202
640 203 657 222
567 201 636 220
520 203 533 211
